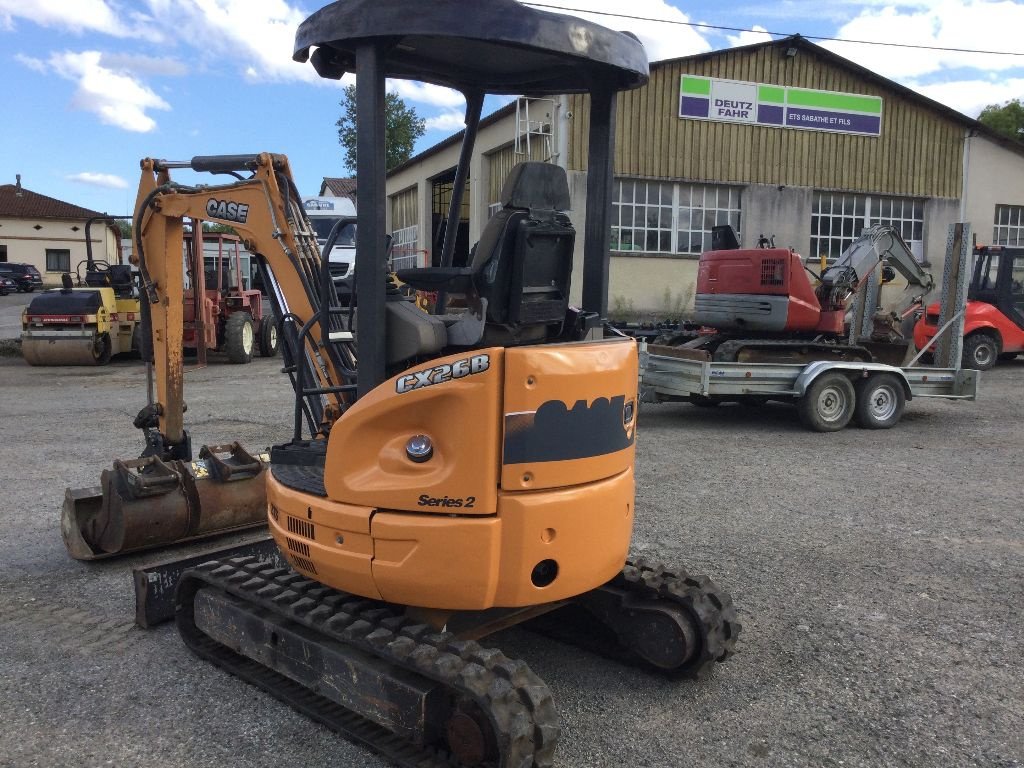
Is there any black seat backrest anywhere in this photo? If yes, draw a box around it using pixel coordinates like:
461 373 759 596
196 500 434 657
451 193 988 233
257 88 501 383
475 162 574 332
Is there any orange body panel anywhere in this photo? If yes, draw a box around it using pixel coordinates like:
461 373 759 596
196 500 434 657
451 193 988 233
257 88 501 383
272 337 638 611
323 348 505 515
267 479 380 600
501 338 637 491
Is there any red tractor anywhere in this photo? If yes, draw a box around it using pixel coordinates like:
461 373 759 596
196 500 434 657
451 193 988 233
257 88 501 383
184 230 278 363
914 245 1024 370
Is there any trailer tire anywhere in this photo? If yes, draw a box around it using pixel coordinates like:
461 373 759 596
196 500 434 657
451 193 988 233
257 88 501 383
853 373 905 429
962 332 998 371
258 312 279 357
225 312 255 364
798 372 854 432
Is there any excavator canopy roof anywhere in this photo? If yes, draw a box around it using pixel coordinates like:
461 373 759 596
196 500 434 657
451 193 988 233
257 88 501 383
294 0 649 94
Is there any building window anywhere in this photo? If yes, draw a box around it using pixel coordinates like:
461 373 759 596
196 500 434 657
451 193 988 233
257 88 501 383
811 192 925 262
389 185 421 270
46 248 71 272
611 179 741 256
390 226 420 270
994 204 1024 246
0 244 7 263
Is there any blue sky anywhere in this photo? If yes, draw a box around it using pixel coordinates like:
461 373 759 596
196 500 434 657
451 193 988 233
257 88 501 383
2 0 1022 216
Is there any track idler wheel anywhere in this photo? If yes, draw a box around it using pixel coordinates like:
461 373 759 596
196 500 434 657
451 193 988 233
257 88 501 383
530 558 740 680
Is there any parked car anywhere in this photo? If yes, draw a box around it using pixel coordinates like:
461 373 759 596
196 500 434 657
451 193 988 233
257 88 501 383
0 276 16 295
0 263 43 292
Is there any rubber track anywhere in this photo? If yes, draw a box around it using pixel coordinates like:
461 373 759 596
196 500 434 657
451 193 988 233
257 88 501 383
620 558 741 678
525 558 740 680
176 557 559 768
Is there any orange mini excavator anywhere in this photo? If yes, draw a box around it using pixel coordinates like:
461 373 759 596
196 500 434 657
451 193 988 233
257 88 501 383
113 1 740 765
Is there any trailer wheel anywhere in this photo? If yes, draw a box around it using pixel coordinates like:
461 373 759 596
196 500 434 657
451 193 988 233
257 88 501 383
853 373 905 429
258 312 279 357
225 312 254 364
962 332 998 371
798 372 854 432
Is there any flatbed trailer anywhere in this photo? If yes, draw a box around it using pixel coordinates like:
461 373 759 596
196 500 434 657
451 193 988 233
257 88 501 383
640 342 979 431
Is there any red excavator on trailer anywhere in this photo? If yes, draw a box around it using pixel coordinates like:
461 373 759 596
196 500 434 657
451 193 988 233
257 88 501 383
669 224 934 366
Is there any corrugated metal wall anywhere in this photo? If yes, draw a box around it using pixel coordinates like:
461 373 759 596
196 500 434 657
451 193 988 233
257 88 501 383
568 45 964 198
487 140 551 204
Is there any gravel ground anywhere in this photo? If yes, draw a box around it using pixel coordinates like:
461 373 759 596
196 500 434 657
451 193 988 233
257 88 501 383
0 351 1020 768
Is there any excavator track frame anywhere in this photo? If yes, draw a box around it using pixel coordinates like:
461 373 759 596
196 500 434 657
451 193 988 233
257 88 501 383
176 557 559 768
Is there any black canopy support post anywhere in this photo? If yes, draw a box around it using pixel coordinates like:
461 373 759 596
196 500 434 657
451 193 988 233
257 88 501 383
435 90 484 314
355 43 388 399
582 87 617 318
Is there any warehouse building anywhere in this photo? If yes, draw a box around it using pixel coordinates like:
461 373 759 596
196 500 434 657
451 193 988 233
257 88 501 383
0 176 121 287
385 34 1024 314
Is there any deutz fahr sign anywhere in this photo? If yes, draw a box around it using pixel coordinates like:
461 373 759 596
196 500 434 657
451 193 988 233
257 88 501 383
680 75 883 137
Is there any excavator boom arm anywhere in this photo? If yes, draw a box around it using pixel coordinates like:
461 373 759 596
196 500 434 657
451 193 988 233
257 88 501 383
132 153 355 446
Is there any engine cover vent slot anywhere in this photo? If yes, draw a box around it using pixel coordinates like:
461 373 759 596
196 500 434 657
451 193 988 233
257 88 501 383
289 554 318 575
286 537 311 557
287 515 315 540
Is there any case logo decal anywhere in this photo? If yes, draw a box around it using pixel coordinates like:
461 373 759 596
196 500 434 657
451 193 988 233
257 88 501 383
206 198 249 223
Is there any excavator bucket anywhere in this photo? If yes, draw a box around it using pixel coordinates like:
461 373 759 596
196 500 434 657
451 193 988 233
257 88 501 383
61 442 269 560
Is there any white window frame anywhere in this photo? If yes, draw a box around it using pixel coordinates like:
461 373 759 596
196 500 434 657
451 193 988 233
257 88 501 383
811 191 925 263
390 225 421 270
994 204 1024 246
611 179 741 256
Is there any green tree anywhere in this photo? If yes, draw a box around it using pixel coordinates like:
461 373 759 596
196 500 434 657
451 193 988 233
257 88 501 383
336 84 427 173
978 99 1024 142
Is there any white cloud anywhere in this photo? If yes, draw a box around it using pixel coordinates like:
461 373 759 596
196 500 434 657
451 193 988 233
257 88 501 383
905 77 1024 118
727 25 774 48
527 0 711 62
0 0 159 40
141 0 318 83
67 172 129 189
14 53 46 73
390 80 465 109
425 111 469 133
100 53 188 77
44 51 171 132
824 0 1024 79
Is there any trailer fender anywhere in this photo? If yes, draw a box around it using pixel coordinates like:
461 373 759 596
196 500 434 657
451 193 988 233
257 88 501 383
793 361 912 401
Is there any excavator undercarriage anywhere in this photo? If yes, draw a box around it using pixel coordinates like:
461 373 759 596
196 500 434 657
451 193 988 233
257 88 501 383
177 556 738 766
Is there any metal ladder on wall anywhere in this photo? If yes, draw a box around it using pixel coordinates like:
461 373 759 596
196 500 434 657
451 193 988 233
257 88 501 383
515 97 559 162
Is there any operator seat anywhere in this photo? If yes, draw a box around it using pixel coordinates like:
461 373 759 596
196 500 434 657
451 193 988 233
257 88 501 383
388 161 574 364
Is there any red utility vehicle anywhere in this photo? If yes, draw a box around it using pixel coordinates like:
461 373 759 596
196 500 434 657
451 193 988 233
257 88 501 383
914 245 1024 370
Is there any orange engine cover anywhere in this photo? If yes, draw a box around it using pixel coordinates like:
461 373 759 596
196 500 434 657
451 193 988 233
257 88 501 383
268 338 638 610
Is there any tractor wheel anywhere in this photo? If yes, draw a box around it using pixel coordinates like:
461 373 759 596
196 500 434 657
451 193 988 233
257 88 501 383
225 312 255 364
962 332 999 371
853 373 906 430
258 312 279 357
797 372 855 432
